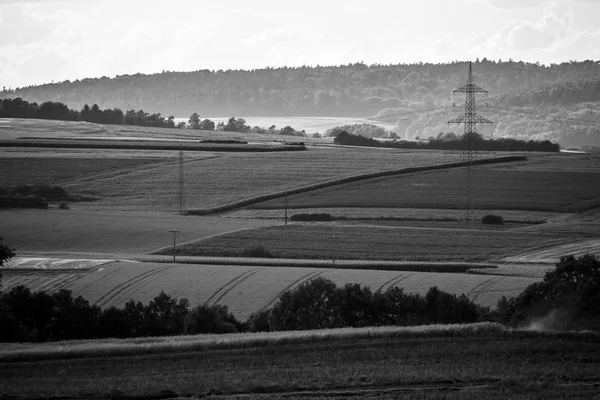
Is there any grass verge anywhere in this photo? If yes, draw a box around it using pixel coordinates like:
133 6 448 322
2 322 599 362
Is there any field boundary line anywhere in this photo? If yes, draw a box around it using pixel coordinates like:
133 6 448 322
186 155 527 215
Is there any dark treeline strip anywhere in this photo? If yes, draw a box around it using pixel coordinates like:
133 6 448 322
0 281 490 343
334 131 560 152
0 98 175 128
1 254 598 342
0 139 306 152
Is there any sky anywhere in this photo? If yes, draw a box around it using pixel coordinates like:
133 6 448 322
0 0 599 88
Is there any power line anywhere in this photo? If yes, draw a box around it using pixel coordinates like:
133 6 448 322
448 62 492 228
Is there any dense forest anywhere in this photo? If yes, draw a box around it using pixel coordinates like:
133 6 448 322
1 59 599 146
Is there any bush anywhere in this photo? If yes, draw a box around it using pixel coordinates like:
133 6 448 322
497 254 600 330
482 214 504 225
15 195 48 209
246 309 271 332
290 213 333 222
239 245 274 258
59 201 70 209
0 195 14 208
184 304 243 334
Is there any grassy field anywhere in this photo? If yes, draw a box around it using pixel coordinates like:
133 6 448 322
1 209 272 254
1 329 598 399
166 224 571 262
256 153 600 212
1 261 538 315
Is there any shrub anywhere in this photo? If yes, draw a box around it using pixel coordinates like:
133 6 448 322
290 213 333 222
482 214 504 225
498 254 600 330
246 309 271 332
15 195 48 209
0 195 14 208
239 245 274 258
184 304 243 334
32 185 67 201
59 201 70 209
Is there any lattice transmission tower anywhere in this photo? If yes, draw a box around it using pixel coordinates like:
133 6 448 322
448 62 492 227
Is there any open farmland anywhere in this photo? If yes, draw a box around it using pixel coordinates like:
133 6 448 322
165 224 571 262
1 209 272 254
256 153 600 212
52 147 466 212
0 118 109 140
1 261 538 317
1 330 598 399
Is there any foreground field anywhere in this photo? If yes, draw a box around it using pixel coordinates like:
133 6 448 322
168 224 571 262
256 153 600 212
1 261 538 316
1 329 598 399
1 209 272 254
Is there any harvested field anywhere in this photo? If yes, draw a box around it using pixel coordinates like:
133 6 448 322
0 152 169 186
1 261 538 317
165 224 571 262
256 153 600 212
0 118 109 140
0 209 272 254
500 239 600 263
60 148 467 212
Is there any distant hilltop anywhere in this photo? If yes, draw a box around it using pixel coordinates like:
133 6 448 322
1 59 599 147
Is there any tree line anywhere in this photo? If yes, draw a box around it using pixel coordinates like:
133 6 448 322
0 98 176 128
334 131 560 152
1 239 598 341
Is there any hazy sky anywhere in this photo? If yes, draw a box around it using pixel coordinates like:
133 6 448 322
1 0 599 88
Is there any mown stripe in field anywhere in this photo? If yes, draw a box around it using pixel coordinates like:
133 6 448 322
208 268 265 306
107 265 175 307
378 272 416 292
94 265 172 308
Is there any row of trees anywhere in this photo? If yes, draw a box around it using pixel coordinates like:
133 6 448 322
334 131 560 152
1 237 598 341
187 114 306 136
0 98 176 128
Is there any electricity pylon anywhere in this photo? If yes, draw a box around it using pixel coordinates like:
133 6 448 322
448 62 492 228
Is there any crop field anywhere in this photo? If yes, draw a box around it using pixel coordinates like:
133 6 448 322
229 207 562 223
168 224 571 262
0 118 109 140
52 147 467 212
1 330 599 399
1 209 272 254
255 154 600 212
1 261 538 317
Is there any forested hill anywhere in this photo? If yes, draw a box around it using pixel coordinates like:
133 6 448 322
2 59 599 146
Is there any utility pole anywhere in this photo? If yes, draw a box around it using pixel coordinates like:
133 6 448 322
284 193 288 226
169 229 181 262
448 62 492 228
178 151 185 215
331 225 337 264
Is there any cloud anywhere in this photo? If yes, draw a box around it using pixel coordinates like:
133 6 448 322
489 0 596 8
